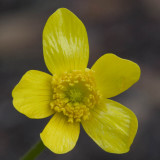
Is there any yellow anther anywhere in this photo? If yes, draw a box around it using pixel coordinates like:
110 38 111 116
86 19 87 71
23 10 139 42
69 83 74 86
63 98 69 103
76 118 81 122
68 117 74 123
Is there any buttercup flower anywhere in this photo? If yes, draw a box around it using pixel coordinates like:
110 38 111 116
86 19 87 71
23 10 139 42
12 8 140 154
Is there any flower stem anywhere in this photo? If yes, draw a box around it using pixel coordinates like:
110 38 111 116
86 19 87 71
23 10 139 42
21 139 45 160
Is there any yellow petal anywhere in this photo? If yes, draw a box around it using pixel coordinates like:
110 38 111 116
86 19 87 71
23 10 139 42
12 70 54 119
82 99 138 153
40 113 80 154
43 8 89 74
92 54 140 98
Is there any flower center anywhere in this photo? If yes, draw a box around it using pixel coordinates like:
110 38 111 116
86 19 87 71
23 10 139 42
50 69 101 123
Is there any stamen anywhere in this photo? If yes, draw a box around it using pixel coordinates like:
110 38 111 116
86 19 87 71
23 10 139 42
50 69 101 123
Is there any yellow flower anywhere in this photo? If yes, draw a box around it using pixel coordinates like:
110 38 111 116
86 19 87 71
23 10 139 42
12 8 140 154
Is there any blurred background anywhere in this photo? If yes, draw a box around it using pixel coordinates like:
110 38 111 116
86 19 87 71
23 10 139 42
0 0 160 159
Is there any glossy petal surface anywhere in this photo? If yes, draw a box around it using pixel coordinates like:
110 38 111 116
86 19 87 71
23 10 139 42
92 54 140 98
40 113 80 154
43 8 89 74
12 70 54 119
82 99 138 153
